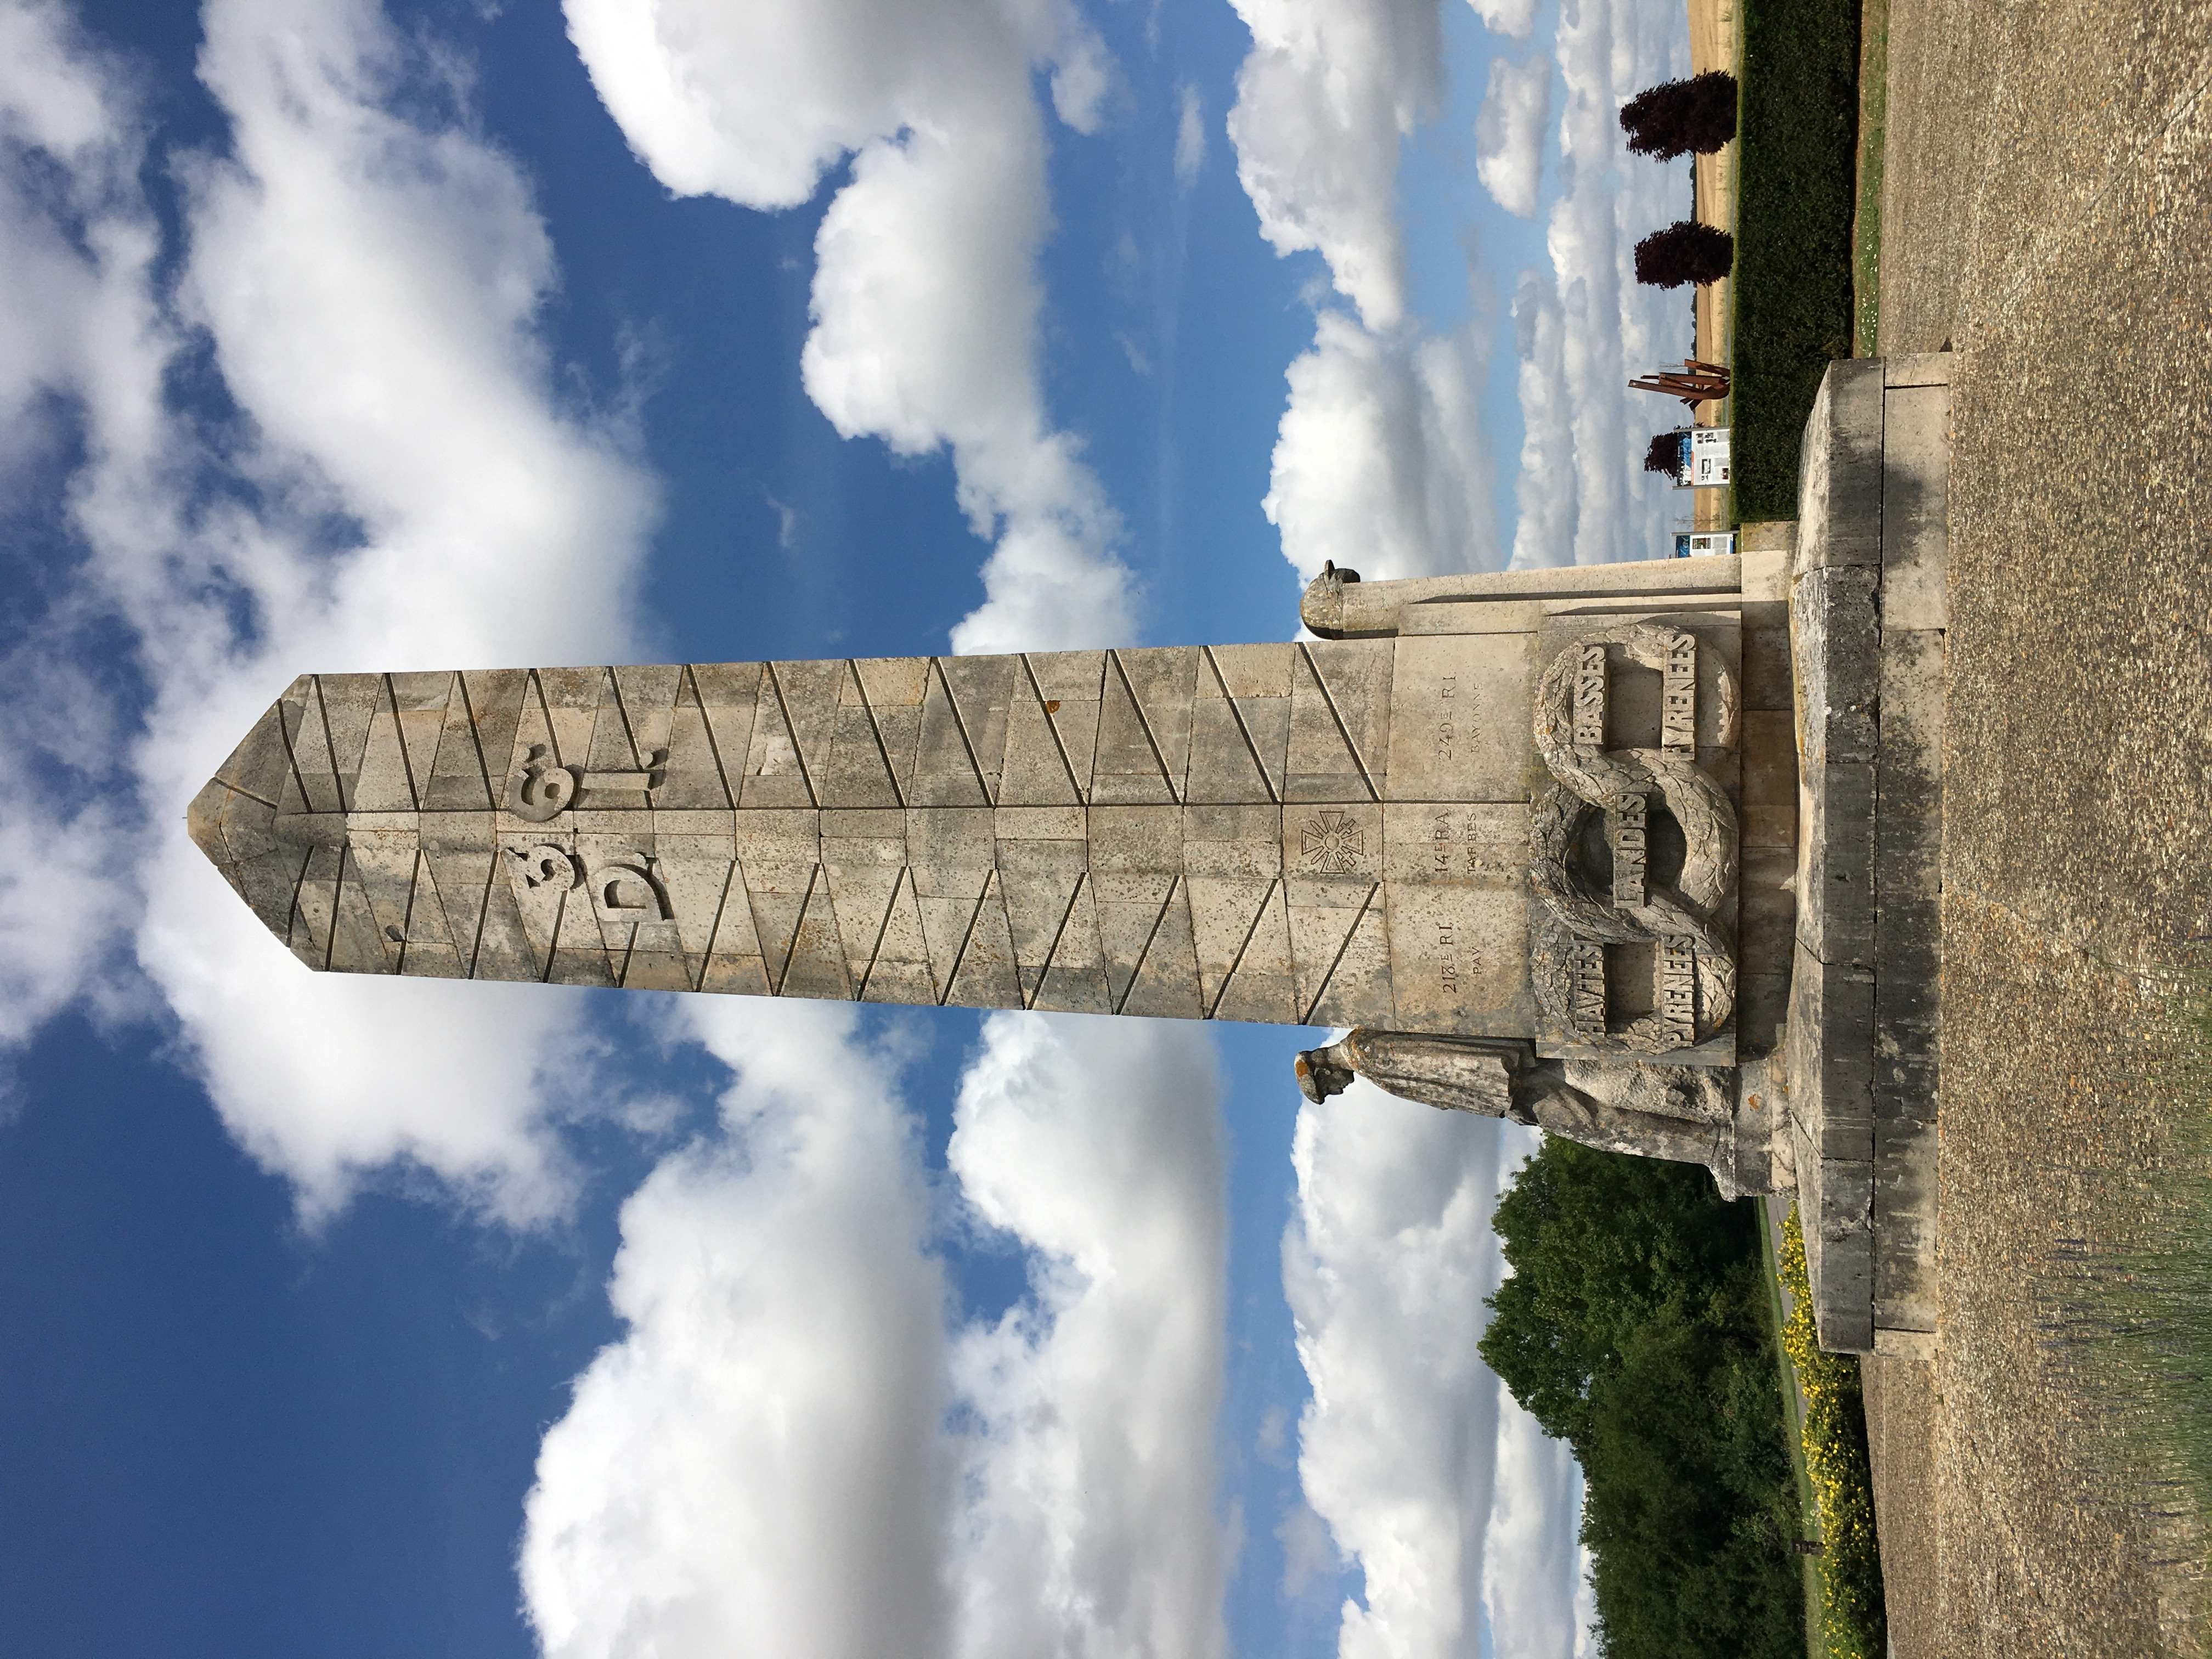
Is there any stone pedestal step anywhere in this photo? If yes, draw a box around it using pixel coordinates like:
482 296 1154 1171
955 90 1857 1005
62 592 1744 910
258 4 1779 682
1785 353 1953 1356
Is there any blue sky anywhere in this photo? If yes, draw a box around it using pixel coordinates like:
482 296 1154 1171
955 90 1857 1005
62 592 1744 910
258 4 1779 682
0 2 1690 1656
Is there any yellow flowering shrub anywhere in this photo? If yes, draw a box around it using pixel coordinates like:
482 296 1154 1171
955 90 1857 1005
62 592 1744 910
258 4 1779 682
1779 1206 1888 1659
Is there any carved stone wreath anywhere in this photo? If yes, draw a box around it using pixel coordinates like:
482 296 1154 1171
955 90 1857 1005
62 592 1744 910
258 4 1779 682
1527 623 1740 1053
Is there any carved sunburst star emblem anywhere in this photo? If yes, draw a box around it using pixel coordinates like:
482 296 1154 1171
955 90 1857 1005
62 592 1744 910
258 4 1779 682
1299 810 1364 874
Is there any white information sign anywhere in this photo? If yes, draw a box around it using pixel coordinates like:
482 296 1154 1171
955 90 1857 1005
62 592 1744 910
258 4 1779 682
1673 532 1737 558
1690 427 1731 487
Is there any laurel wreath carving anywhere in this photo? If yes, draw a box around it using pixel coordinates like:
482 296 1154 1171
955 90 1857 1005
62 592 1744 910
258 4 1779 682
1527 623 1740 1054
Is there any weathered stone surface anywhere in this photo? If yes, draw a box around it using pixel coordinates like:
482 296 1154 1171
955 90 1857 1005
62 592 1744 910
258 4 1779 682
196 565 1770 1129
1796 757 1876 969
1301 554 1744 639
1786 359 1950 1359
183 614 1656 1030
1383 632 1534 803
208 697 296 812
1874 1111 1939 1333
1881 352 1952 390
1793 358 1884 575
1386 883 1532 1031
1304 1030 1753 1192
1737 521 1797 557
1804 1144 1877 1353
1297 641 1393 799
1739 845 1798 975
1739 544 1792 660
1740 712 1797 826
1875 627 1946 1066
1788 940 1875 1157
1880 385 1953 633
1742 624 1793 712
1736 970 1791 1058
1793 564 1881 767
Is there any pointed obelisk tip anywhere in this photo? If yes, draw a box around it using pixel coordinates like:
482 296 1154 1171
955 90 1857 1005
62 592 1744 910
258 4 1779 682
186 777 234 867
188 688 302 945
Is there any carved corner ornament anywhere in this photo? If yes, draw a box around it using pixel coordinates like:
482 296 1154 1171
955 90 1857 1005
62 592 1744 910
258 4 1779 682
1526 622 1740 1057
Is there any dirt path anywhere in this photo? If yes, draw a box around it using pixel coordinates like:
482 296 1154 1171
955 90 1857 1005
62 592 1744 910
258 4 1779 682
1688 0 1740 531
1688 0 1739 378
1869 2 2212 1653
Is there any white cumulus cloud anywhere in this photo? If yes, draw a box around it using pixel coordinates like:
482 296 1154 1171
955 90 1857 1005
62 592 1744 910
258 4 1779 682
0 1 142 1049
1483 1391 1590 1658
521 1005 1232 1659
1507 0 1690 568
947 1013 1229 1659
1475 54 1551 218
1465 0 1538 41
1506 272 1576 569
1223 0 1448 330
521 1003 956 1659
1282 1081 1589 1659
563 0 1135 654
1223 0 1690 579
0 0 664 1220
1263 307 1499 585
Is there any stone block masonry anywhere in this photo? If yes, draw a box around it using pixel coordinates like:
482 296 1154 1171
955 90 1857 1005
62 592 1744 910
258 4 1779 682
191 558 1764 1074
1786 353 1951 1357
189 639 1556 1034
183 352 1957 1357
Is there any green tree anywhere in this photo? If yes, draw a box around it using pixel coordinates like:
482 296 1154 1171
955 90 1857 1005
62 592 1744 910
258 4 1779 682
1633 221 1736 289
1482 1141 1753 1437
1620 71 1740 158
1483 1140 1801 1659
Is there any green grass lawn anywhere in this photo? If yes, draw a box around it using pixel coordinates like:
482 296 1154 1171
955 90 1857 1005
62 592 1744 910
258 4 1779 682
2149 978 2212 1517
1729 0 1864 520
1853 0 1890 354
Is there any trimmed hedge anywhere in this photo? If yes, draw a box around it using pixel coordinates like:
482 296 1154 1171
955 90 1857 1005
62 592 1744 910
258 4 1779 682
1731 0 1863 520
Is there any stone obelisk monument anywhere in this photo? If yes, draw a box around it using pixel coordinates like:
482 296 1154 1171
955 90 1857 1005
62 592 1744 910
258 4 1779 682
189 359 1955 1359
191 552 1795 1196
189 554 1778 1039
191 549 1799 1203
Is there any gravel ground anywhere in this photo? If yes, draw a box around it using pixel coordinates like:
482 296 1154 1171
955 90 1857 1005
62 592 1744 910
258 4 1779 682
1870 1 2212 1653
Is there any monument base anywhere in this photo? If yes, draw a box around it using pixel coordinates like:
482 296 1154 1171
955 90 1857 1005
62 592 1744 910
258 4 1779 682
1784 355 1952 1356
1294 543 1806 1211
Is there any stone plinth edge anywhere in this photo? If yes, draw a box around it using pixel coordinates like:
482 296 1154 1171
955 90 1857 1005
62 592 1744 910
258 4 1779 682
1785 356 1950 1356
